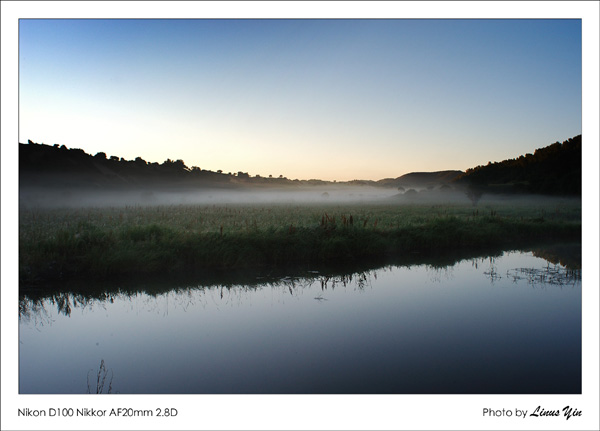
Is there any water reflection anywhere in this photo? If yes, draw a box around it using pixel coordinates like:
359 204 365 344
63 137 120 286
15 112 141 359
530 242 581 269
20 271 381 319
87 359 113 394
509 265 581 287
20 253 581 320
20 243 581 308
19 246 582 394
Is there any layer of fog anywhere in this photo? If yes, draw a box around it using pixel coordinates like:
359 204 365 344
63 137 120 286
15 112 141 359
18 184 580 209
19 185 397 208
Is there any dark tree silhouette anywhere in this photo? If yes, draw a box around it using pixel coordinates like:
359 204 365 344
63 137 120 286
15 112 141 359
456 135 581 196
466 186 483 207
19 135 581 197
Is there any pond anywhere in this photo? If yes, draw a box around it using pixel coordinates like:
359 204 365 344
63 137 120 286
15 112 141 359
19 248 581 394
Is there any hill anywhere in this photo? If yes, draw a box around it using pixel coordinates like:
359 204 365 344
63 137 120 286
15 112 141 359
377 171 464 190
19 141 297 191
19 141 463 193
19 134 582 198
455 135 581 196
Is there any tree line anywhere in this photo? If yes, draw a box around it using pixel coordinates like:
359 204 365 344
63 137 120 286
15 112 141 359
19 134 582 196
19 140 296 189
455 135 581 196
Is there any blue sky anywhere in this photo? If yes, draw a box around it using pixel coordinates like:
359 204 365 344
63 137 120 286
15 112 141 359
19 19 581 181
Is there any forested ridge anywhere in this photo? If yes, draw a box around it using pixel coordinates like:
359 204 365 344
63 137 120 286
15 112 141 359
455 135 581 196
19 134 582 195
19 140 297 189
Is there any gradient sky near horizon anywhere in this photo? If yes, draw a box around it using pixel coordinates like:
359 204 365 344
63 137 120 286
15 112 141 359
19 19 581 181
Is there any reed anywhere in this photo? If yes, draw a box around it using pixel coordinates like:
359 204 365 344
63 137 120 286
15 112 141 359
87 359 113 394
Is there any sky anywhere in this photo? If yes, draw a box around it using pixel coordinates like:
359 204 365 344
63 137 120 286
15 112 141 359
18 18 582 181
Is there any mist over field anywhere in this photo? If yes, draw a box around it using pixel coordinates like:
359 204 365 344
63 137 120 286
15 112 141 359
18 182 580 210
19 185 398 208
18 135 581 210
19 184 387 208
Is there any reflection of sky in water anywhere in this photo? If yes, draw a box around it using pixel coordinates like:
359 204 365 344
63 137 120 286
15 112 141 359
19 251 581 394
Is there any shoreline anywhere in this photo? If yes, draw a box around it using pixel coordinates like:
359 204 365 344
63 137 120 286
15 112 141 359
19 211 581 291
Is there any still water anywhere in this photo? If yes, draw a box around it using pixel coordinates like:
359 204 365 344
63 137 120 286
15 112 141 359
19 250 581 394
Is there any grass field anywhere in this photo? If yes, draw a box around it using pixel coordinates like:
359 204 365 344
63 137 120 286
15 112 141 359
19 199 581 287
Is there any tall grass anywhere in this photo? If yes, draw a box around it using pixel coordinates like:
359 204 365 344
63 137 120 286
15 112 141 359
87 359 113 394
19 201 581 286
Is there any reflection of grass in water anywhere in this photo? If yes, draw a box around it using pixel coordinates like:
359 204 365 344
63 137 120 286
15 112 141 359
507 264 581 287
20 269 380 320
19 202 581 286
87 359 113 394
18 254 580 322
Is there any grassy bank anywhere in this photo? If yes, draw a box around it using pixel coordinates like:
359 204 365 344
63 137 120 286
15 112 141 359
19 201 581 286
